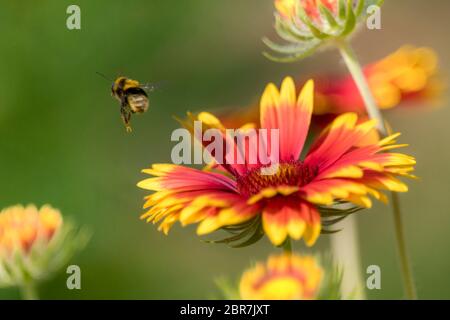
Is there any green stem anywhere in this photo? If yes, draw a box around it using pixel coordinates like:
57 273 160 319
20 282 38 300
337 39 417 300
391 192 417 299
282 238 292 253
336 39 387 135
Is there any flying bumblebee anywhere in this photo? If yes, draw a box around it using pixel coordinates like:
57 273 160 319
109 76 158 132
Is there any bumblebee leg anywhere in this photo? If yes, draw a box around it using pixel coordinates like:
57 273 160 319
120 106 132 133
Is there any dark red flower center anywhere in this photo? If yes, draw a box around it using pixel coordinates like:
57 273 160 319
236 161 318 197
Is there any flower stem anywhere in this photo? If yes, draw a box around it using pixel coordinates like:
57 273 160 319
336 39 417 300
21 282 39 300
391 192 417 299
336 39 387 135
282 238 292 253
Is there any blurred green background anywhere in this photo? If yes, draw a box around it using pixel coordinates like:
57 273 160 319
0 0 449 299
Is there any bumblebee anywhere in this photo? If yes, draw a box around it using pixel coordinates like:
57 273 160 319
111 76 156 132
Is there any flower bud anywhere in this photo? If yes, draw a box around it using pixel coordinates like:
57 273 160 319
239 253 340 300
265 0 385 62
0 204 87 288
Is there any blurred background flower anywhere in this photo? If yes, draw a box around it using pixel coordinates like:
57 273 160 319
0 0 448 299
240 253 323 300
0 205 61 256
0 204 88 299
313 46 444 115
239 253 344 300
220 46 444 132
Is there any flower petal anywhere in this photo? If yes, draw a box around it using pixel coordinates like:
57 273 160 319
260 77 314 161
262 199 320 246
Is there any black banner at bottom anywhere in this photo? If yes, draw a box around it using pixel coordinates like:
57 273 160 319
0 300 447 319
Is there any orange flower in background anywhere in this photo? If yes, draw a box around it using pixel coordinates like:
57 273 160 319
221 46 443 135
240 253 323 300
138 77 415 246
0 204 62 257
314 46 444 115
0 204 87 290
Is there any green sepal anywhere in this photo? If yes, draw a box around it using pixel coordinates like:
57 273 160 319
357 0 385 19
355 0 365 17
275 14 313 43
262 43 320 63
295 0 330 39
320 228 343 235
203 216 264 248
214 277 240 300
263 37 317 55
317 254 344 300
338 0 347 21
318 202 362 234
318 1 340 31
342 0 357 36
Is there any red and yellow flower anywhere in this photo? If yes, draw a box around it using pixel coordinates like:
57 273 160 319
240 253 323 300
138 77 415 246
0 204 62 257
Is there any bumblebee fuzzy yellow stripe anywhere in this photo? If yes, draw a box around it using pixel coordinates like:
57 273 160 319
111 76 157 132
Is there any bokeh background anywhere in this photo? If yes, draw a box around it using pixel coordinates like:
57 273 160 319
0 0 449 299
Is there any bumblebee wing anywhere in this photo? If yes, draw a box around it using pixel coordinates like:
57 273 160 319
140 81 167 93
140 83 157 92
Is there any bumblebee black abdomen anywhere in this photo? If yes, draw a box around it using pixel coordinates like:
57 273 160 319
125 87 149 113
